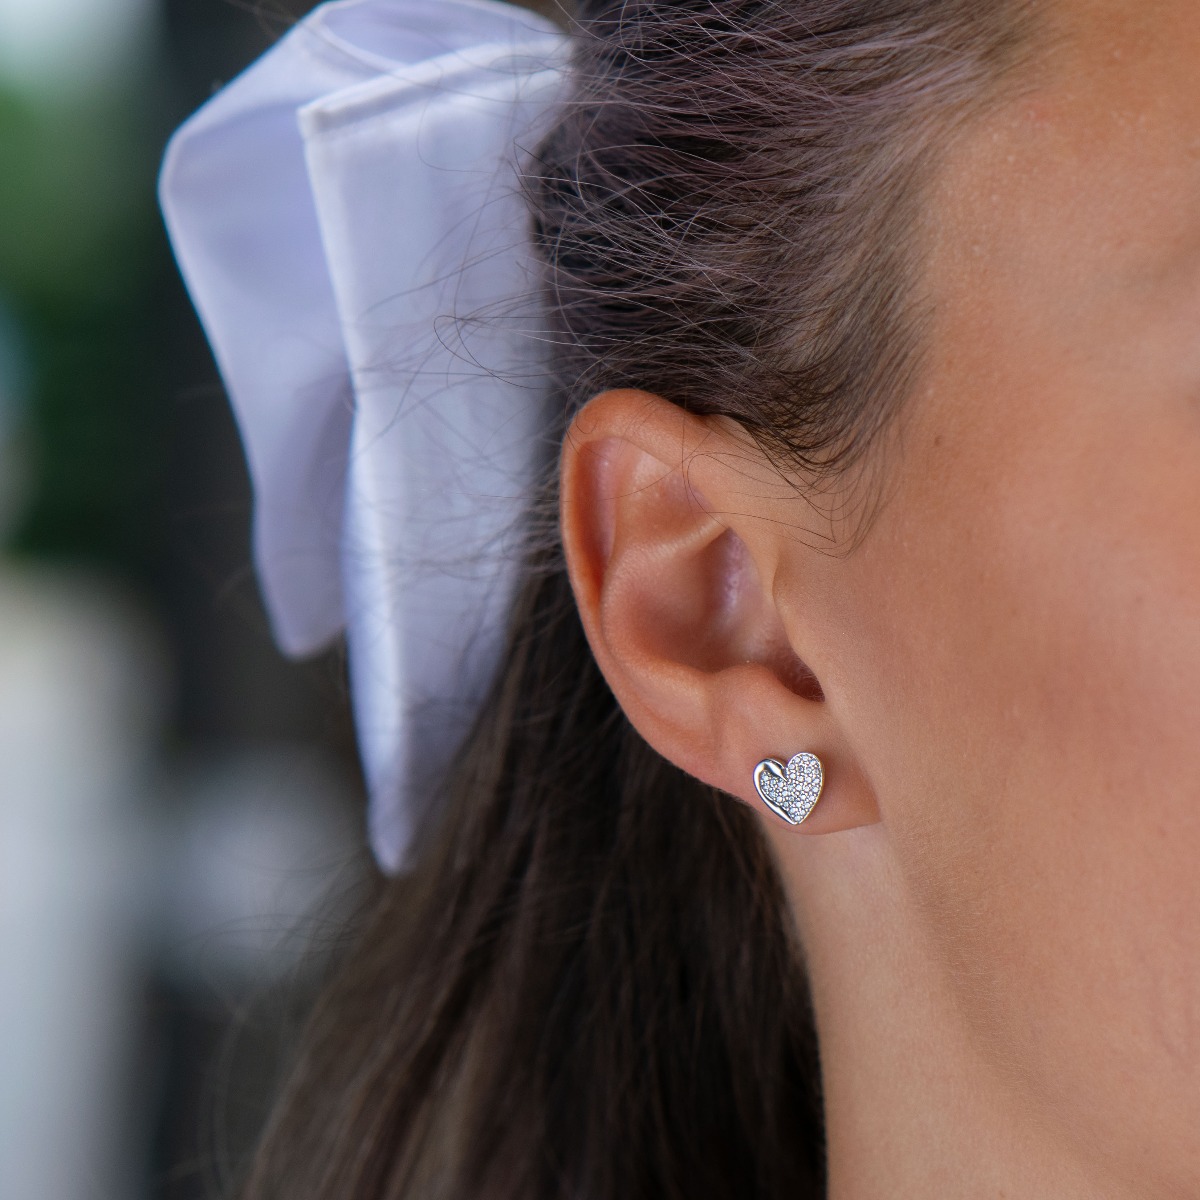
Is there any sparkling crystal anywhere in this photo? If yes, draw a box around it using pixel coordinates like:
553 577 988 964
753 752 824 825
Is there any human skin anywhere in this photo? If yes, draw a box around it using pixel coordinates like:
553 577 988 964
560 0 1200 1195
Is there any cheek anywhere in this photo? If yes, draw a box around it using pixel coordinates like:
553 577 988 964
846 401 1200 1161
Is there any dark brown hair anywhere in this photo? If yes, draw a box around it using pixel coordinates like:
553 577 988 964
240 3 1035 1197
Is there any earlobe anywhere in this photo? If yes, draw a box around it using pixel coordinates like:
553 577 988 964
559 388 880 835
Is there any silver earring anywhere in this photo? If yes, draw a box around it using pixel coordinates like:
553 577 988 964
753 752 824 825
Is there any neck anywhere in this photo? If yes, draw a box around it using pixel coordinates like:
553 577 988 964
774 827 1101 1200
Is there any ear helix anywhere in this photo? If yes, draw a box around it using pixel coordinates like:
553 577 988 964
752 752 824 825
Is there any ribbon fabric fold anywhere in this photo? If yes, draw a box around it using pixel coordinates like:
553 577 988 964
160 0 569 870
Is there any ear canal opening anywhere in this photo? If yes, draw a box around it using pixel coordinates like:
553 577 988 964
777 651 825 704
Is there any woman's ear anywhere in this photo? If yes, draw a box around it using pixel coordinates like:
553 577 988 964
559 388 879 834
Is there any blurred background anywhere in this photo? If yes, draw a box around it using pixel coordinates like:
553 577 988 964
0 2 375 1197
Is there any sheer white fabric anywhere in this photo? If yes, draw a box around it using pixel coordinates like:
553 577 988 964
160 0 567 870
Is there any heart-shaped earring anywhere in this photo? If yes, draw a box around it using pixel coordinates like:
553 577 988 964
753 752 824 826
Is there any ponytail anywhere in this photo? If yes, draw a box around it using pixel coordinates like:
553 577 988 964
243 548 824 1199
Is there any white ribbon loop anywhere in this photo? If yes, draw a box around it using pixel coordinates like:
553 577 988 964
160 0 568 870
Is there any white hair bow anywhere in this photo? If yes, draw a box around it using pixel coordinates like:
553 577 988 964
160 0 568 871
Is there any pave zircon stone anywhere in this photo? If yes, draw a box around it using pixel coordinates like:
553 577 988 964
752 752 824 826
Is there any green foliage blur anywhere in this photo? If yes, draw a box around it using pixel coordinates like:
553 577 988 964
0 47 167 583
